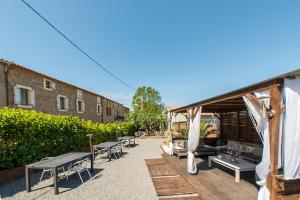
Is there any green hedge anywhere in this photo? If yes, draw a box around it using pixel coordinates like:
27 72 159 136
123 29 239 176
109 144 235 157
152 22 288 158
0 107 137 169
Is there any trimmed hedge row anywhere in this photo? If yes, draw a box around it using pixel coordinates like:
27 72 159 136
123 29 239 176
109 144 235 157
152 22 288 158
0 108 137 169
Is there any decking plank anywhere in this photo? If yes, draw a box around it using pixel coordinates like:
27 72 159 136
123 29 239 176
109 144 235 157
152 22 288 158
159 196 201 200
145 158 168 166
152 176 198 196
148 164 179 177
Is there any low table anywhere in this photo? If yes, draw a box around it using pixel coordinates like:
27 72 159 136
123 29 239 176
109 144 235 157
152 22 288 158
94 141 122 161
208 155 256 182
26 152 92 195
118 136 135 147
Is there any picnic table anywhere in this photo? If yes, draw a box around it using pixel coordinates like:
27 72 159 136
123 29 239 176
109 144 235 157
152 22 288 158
118 136 135 147
26 152 92 195
93 141 122 161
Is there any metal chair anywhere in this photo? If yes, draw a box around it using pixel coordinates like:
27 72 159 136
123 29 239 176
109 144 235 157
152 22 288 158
94 147 108 160
120 140 128 150
67 158 92 183
39 157 65 181
111 145 122 159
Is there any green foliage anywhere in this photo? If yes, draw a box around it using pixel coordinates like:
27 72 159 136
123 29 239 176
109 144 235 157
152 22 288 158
119 121 138 137
130 86 167 134
0 107 137 169
200 121 210 138
177 128 188 139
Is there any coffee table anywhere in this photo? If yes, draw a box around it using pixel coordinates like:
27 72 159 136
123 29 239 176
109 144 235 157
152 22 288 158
208 155 256 182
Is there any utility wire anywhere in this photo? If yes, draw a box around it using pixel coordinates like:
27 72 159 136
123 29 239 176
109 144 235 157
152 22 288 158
21 0 136 91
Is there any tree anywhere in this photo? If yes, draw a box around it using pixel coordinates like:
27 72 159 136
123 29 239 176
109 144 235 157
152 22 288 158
130 86 167 135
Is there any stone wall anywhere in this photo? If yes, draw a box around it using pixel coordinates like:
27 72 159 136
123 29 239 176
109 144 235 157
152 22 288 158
1 62 129 123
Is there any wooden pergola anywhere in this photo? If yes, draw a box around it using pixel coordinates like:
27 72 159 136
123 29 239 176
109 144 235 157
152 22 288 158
170 69 300 200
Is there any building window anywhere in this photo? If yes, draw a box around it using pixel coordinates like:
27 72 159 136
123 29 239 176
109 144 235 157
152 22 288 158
43 78 56 91
97 96 101 104
106 107 111 116
20 88 29 105
113 109 118 117
14 85 35 108
76 99 85 113
56 95 68 111
77 90 83 98
97 104 102 115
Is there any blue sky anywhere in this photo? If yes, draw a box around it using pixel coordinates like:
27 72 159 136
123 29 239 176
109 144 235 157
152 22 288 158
1 0 300 107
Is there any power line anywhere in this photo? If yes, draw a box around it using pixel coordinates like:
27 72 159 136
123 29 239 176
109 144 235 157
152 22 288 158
20 0 136 91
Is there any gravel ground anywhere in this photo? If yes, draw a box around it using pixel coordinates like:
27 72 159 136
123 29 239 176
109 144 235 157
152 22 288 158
0 138 164 200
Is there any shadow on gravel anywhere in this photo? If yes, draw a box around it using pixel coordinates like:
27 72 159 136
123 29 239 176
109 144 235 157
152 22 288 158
57 168 103 194
0 168 103 198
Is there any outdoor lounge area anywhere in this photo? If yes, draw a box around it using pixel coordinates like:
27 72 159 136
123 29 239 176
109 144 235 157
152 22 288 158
166 69 300 200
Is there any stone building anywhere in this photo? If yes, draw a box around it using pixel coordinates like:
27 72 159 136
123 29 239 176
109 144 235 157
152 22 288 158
0 59 129 123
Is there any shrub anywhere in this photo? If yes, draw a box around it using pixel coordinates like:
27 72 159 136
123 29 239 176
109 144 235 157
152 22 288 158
0 107 136 169
119 121 138 137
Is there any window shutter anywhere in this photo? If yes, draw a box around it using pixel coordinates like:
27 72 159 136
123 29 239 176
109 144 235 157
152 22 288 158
51 82 56 90
77 90 82 98
65 98 69 110
82 101 85 112
56 96 60 110
76 100 79 112
29 89 35 106
14 86 21 105
100 104 102 115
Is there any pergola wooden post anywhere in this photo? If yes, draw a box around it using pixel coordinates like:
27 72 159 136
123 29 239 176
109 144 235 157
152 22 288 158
267 83 283 200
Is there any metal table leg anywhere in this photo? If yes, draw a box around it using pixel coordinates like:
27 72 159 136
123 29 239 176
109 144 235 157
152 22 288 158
25 166 31 192
235 169 240 182
53 167 58 195
108 147 112 161
90 155 94 172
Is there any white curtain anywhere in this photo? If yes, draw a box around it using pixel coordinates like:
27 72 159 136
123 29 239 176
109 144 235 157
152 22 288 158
243 90 270 200
243 96 264 141
256 116 270 200
187 107 202 174
168 112 174 155
283 78 300 180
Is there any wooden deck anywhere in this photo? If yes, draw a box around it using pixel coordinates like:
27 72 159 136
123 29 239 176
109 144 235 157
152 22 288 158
147 164 179 177
152 176 198 196
146 158 200 199
163 154 259 200
145 158 168 166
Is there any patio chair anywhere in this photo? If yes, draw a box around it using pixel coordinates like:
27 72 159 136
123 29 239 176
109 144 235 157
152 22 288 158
120 139 129 149
67 158 92 183
94 147 108 160
135 131 145 137
134 131 140 137
111 145 122 159
39 157 65 181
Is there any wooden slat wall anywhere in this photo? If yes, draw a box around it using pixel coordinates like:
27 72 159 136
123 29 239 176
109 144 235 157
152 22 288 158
220 112 238 141
221 111 261 144
172 122 187 131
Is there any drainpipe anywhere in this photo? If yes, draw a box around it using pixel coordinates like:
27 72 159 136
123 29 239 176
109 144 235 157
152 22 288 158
3 62 11 107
